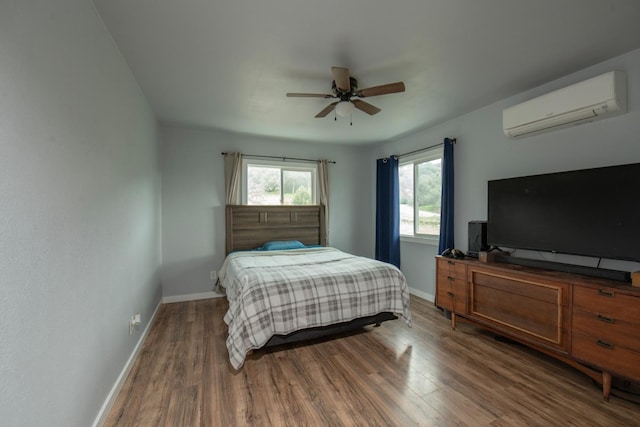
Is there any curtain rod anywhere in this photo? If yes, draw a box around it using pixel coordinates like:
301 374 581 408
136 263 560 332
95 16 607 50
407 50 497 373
396 138 456 158
221 152 336 164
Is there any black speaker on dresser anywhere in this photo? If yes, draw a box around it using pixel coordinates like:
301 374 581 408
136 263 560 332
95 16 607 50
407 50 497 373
468 221 488 257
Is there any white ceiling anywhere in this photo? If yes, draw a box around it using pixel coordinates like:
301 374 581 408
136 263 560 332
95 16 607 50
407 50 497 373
93 0 640 144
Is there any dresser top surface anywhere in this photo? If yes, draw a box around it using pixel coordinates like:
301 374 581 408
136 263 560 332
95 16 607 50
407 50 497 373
436 256 640 296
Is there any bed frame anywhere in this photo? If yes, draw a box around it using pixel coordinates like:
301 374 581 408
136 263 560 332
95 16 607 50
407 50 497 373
225 205 397 349
225 204 327 254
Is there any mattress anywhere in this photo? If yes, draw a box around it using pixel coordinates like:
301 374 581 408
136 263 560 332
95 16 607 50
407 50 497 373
219 247 412 369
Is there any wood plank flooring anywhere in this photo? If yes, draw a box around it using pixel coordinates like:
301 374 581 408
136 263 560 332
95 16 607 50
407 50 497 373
105 296 640 426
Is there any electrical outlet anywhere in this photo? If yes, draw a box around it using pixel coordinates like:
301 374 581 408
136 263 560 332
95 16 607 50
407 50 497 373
210 270 217 281
129 313 141 335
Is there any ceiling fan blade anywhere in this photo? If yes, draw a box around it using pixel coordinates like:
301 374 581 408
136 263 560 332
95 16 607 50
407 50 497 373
331 67 351 92
356 82 405 98
286 93 333 98
315 102 338 118
352 99 381 116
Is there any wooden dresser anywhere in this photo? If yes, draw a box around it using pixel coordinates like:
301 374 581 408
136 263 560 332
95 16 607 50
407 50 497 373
435 256 640 400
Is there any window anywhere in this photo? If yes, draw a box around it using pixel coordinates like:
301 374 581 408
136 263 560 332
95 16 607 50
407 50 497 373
399 149 443 241
242 159 317 205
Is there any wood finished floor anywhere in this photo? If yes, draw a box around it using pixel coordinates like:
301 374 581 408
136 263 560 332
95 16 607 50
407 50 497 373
105 296 640 426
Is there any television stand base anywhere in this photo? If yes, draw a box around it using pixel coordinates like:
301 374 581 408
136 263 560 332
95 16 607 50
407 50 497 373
493 254 631 282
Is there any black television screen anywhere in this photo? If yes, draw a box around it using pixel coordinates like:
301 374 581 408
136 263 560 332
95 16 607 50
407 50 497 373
487 163 640 262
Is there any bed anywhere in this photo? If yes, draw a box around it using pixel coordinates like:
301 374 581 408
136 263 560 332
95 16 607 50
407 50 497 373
221 205 412 369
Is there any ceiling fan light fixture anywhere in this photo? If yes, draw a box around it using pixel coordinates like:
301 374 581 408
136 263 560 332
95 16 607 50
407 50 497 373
335 101 354 117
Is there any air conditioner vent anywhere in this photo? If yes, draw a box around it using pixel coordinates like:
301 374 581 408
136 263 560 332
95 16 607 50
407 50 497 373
503 71 626 138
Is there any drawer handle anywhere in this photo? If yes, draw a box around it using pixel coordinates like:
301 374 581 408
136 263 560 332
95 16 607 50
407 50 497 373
597 289 615 297
446 292 455 297
596 339 614 350
596 314 615 324
447 260 455 265
447 276 455 281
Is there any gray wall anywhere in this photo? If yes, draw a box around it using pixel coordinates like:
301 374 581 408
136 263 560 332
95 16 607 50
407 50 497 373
160 126 373 297
374 48 640 299
0 1 162 426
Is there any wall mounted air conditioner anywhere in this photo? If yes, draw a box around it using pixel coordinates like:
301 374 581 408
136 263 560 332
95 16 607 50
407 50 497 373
503 71 627 138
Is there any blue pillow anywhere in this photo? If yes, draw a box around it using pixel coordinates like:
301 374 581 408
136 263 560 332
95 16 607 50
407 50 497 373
261 240 306 251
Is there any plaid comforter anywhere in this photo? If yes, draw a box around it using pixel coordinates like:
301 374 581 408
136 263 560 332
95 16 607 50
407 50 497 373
220 247 411 369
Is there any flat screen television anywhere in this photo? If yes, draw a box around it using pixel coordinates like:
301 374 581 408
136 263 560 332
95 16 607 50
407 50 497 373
487 162 640 263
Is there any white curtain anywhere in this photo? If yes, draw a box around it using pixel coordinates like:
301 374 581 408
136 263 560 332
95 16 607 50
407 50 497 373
224 152 242 205
318 160 330 245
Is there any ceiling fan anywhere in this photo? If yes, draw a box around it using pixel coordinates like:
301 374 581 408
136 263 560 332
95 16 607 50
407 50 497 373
286 67 405 118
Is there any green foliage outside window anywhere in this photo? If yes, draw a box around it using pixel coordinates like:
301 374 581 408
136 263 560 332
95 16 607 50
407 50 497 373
247 164 314 205
292 186 312 205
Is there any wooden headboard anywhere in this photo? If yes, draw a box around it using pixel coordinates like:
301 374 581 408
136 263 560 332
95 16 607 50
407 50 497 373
225 205 326 254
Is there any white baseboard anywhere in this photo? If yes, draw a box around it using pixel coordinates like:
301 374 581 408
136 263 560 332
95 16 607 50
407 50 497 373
409 287 435 302
162 291 224 304
92 300 162 427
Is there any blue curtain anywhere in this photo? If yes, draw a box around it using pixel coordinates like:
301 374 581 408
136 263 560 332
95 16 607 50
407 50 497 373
438 138 455 254
375 156 401 268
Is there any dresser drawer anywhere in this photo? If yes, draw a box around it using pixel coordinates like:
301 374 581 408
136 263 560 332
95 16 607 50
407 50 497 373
436 257 467 315
436 277 467 314
436 285 454 311
436 257 466 279
572 307 640 353
573 286 640 324
436 271 466 290
572 332 640 380
467 268 570 351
